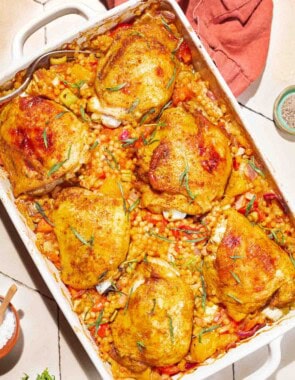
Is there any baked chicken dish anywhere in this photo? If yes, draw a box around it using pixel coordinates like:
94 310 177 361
0 2 294 379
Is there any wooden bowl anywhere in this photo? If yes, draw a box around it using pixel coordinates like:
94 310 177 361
0 296 20 359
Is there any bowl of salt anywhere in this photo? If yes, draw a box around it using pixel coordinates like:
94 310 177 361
0 284 19 359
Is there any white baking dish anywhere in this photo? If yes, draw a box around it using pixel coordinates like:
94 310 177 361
1 1 295 379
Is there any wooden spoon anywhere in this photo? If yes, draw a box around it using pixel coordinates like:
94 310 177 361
0 284 18 325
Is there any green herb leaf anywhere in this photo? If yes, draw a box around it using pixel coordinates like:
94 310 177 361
227 293 243 304
106 82 127 92
22 374 29 380
148 231 175 243
124 286 134 313
168 315 174 343
42 128 48 149
35 202 55 227
80 105 90 122
169 227 204 235
150 298 156 314
198 325 220 343
268 229 286 245
87 309 104 335
98 270 108 282
140 108 156 125
55 111 68 119
245 194 256 216
141 128 159 146
128 98 140 113
289 253 295 268
248 156 265 178
128 198 140 213
136 341 146 351
184 237 208 243
36 368 56 380
121 137 139 148
161 17 173 34
104 147 120 170
157 100 172 120
166 67 177 89
172 37 184 54
70 226 94 247
129 31 145 37
63 80 86 90
179 157 196 201
230 271 241 284
117 181 128 214
230 255 243 261
48 145 71 176
89 141 99 150
200 273 206 311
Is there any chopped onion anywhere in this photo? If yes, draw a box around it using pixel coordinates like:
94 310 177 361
101 115 121 128
163 210 186 221
96 279 112 294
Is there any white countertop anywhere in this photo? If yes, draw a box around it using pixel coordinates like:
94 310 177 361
0 1 294 379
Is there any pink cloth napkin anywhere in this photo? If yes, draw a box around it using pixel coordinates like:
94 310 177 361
105 0 273 96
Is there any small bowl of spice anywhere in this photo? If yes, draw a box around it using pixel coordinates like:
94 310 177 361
273 85 295 135
0 284 20 359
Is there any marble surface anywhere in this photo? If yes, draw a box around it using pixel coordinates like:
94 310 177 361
0 1 294 379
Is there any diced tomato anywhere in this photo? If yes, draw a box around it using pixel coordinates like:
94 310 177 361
98 172 106 180
185 362 198 371
92 297 107 312
263 192 278 202
157 365 180 375
176 41 192 64
97 323 109 338
36 219 54 233
233 157 240 170
109 22 133 37
171 229 180 239
68 286 86 299
119 129 130 141
263 192 288 214
237 323 265 339
172 86 194 105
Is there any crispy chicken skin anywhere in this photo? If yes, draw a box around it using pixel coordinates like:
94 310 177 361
0 96 89 196
204 209 295 321
111 258 194 372
92 19 178 125
51 187 130 289
136 107 232 215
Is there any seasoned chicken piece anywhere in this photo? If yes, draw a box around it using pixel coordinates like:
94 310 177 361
111 258 194 372
136 107 232 215
204 209 295 321
0 96 89 196
51 187 130 289
90 19 178 127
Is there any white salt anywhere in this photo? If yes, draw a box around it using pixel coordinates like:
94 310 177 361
0 306 16 349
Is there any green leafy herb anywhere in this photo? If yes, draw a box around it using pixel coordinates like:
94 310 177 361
230 255 243 261
289 253 295 268
268 229 286 245
98 270 108 282
63 80 86 90
136 341 146 351
230 271 241 284
22 374 29 380
150 298 156 314
121 137 139 148
197 325 220 343
117 181 128 214
161 17 173 34
26 368 55 380
157 100 172 120
48 145 71 176
166 66 177 89
89 141 99 150
200 273 206 311
184 236 208 243
106 82 127 92
148 231 175 243
227 293 243 304
248 156 265 178
179 157 196 201
141 128 159 146
42 128 48 149
172 37 184 54
245 194 256 216
124 286 134 313
120 259 138 267
169 227 204 235
128 98 140 113
35 202 55 227
70 226 94 247
87 309 104 335
168 315 174 343
143 254 148 263
104 147 120 170
140 108 156 125
129 31 145 37
80 105 90 122
55 111 68 119
128 198 140 212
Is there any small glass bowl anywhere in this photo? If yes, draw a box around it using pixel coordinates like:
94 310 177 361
0 296 20 359
273 85 295 135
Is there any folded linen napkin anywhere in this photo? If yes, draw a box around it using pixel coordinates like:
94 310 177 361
105 0 273 96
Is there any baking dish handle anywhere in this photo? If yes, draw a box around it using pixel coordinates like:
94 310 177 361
11 2 100 61
243 336 283 380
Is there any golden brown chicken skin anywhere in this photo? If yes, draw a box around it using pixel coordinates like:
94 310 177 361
204 209 295 321
111 258 194 373
91 19 178 126
51 187 130 289
136 107 232 215
0 96 89 196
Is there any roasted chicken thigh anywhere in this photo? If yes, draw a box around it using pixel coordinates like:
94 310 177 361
137 107 232 215
51 187 130 289
111 258 194 372
90 18 178 126
204 209 295 321
0 96 89 196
